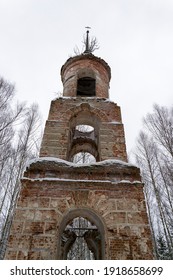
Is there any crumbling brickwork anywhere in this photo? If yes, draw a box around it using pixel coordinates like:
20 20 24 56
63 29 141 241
61 54 111 98
5 53 153 259
40 98 127 162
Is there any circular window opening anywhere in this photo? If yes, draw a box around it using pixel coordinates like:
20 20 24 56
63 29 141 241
75 125 94 132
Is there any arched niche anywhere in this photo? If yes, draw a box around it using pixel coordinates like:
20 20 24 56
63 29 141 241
58 208 105 260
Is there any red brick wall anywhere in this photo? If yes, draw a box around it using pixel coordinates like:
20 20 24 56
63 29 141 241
5 160 153 260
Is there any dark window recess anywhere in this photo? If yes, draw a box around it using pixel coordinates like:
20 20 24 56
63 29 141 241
77 77 96 96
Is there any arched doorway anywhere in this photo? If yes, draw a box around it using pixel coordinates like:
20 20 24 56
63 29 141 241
58 209 105 260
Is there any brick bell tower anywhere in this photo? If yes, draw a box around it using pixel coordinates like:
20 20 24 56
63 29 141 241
5 31 153 260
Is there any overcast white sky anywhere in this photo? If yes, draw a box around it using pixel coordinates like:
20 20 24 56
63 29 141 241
0 0 173 157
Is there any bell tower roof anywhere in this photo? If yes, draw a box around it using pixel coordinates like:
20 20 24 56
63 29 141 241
61 53 111 81
60 53 111 99
60 29 111 99
61 28 111 82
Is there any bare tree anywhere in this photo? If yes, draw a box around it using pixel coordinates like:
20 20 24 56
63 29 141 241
144 104 173 158
0 77 42 259
82 33 99 53
135 104 173 259
73 30 99 55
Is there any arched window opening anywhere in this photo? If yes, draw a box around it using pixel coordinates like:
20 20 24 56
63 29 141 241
77 77 96 97
72 152 96 164
67 110 101 163
61 217 101 260
68 124 99 163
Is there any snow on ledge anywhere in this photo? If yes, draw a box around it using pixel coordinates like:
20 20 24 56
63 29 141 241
119 180 141 184
26 157 136 169
22 177 110 183
22 177 141 184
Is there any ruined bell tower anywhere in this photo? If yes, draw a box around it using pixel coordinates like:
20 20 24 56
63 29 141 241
5 31 153 260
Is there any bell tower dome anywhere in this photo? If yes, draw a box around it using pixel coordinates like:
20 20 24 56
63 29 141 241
61 54 111 98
